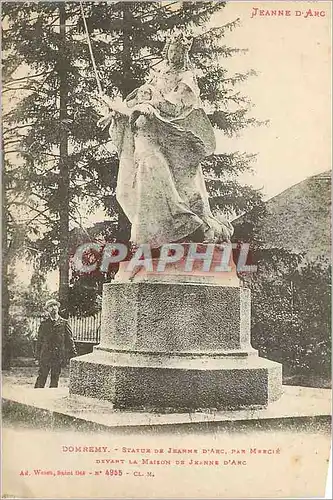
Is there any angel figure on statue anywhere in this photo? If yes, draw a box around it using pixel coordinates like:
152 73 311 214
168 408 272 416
97 30 234 249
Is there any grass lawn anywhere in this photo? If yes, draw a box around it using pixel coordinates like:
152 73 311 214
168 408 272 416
2 364 70 388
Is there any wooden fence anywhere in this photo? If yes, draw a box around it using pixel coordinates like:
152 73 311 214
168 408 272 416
28 312 101 344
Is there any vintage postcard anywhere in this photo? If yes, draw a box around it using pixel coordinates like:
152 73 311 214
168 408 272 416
2 1 331 498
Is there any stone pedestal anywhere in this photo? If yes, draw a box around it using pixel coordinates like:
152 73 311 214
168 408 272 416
70 249 282 410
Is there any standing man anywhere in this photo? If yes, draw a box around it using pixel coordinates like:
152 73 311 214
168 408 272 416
34 299 77 388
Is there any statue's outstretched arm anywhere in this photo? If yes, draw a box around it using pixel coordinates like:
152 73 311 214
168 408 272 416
94 94 129 129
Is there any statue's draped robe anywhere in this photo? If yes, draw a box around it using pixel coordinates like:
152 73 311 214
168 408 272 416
109 66 233 248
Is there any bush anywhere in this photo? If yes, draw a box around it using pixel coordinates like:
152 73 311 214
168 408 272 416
7 316 35 359
250 255 331 382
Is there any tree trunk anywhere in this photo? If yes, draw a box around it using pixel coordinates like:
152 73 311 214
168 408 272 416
2 151 11 369
58 4 70 316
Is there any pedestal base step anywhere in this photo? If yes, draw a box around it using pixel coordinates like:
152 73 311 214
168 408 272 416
3 382 331 432
69 350 282 411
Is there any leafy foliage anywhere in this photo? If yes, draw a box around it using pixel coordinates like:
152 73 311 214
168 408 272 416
251 254 331 381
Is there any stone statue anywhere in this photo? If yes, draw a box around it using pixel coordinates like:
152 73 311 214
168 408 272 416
70 32 282 411
97 31 234 249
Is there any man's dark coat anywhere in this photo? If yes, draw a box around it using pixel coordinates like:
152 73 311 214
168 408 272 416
36 317 77 367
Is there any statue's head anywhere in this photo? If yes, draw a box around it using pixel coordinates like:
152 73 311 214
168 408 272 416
162 29 193 70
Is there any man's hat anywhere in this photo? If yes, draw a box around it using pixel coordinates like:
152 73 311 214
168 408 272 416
44 299 60 310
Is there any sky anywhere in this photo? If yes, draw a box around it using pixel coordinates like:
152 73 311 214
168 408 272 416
214 0 331 199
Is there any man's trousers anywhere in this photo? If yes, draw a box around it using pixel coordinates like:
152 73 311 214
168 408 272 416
34 362 62 388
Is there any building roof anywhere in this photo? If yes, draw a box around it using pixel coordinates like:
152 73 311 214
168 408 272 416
235 171 331 261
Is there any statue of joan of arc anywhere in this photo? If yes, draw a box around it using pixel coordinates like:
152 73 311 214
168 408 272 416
97 31 234 249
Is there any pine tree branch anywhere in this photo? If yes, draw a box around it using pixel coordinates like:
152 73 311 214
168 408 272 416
4 70 52 87
30 190 51 203
11 201 55 224
3 149 24 155
7 190 29 207
3 123 33 136
25 208 55 227
195 19 241 41
1 164 24 174
136 2 181 21
33 163 59 175
2 84 53 97
134 52 161 63
46 15 61 28
3 138 22 147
